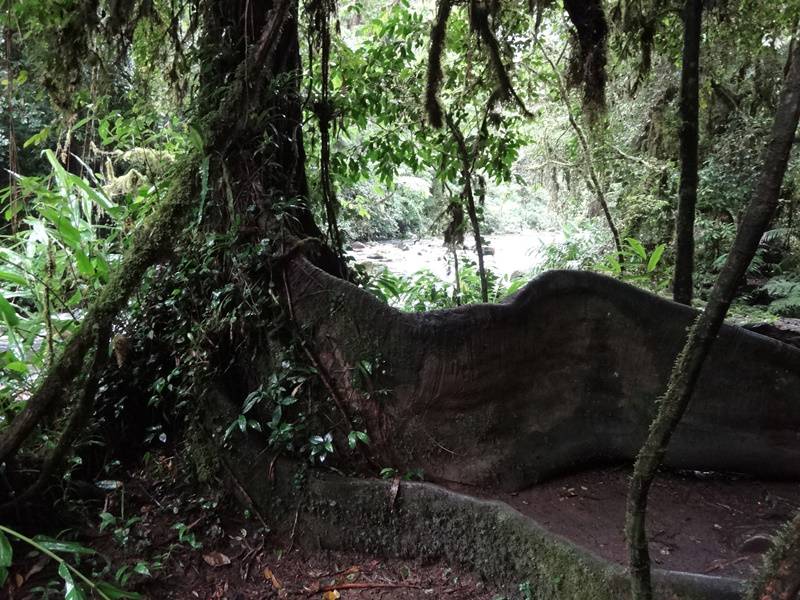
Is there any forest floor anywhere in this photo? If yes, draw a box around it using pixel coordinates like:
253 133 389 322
4 454 505 600
5 455 798 599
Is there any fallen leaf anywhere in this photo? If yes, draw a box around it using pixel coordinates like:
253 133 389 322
203 552 231 567
14 573 23 587
25 559 46 582
264 567 283 590
322 591 340 600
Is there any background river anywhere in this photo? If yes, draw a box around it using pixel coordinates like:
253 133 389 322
347 230 562 280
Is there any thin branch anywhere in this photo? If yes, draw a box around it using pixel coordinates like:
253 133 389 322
538 39 623 267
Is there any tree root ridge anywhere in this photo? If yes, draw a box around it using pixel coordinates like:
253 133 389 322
285 258 800 491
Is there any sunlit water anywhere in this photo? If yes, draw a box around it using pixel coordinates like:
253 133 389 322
347 231 562 280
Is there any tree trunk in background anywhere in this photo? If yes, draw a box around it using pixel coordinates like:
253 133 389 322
626 34 800 600
673 0 702 305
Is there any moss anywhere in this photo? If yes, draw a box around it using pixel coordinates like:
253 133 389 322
184 418 220 483
743 510 800 600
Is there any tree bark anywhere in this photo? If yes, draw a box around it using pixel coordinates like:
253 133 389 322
626 35 800 600
673 0 702 306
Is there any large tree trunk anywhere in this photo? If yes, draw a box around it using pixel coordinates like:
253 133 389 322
673 0 702 306
0 0 344 491
626 34 800 600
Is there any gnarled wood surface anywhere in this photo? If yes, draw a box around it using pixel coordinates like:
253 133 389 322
287 257 800 491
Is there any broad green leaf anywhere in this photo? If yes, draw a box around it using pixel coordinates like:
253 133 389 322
43 150 70 190
197 155 209 225
0 530 12 567
69 174 121 218
35 536 96 556
0 295 20 326
23 127 50 148
5 361 28 374
0 565 7 586
647 244 666 273
187 127 204 153
38 207 82 249
75 250 94 277
625 238 647 260
0 270 27 286
95 581 144 599
59 563 88 600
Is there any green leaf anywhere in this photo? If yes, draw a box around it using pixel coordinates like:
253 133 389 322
38 207 82 249
241 389 261 414
69 174 121 219
0 270 27 286
647 244 666 272
0 295 20 326
58 563 88 600
5 361 28 374
625 237 647 260
75 250 94 277
0 530 13 567
23 126 50 148
95 581 144 599
197 155 210 225
0 566 7 587
43 149 70 190
35 536 96 556
187 128 204 153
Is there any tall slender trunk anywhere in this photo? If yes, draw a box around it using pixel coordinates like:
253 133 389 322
463 176 489 303
538 41 623 268
626 35 800 600
445 112 489 303
673 0 702 305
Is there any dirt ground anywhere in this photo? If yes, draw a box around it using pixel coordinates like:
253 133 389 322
4 459 798 599
458 466 800 579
